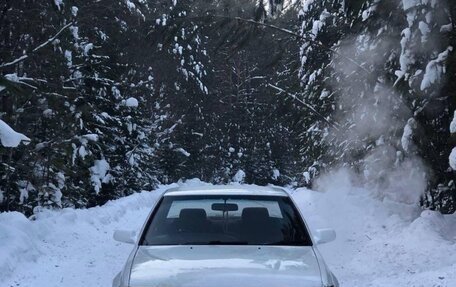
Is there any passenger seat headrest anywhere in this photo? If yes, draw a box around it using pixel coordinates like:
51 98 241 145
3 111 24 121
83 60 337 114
179 208 207 221
241 207 270 220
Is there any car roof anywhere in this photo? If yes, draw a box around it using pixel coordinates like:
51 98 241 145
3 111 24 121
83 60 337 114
163 185 289 197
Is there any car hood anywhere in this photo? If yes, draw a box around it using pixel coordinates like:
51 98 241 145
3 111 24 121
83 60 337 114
129 245 322 287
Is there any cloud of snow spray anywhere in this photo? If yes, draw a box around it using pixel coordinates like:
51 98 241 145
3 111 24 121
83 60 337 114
315 34 428 218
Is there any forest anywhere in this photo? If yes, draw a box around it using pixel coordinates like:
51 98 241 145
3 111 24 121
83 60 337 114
1 0 455 215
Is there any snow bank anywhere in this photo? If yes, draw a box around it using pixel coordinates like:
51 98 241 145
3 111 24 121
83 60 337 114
294 170 456 286
0 187 171 286
0 119 30 147
1 178 455 287
0 212 43 280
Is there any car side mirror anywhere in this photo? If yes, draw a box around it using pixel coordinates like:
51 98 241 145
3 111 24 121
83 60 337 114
113 230 136 244
314 228 336 244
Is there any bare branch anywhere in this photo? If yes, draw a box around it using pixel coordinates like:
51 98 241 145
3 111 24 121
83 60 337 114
268 83 340 131
188 15 372 75
0 22 74 69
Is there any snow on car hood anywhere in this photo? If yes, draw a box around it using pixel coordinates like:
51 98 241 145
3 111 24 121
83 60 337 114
129 245 322 287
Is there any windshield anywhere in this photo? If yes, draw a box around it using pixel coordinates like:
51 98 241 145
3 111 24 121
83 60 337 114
140 195 312 246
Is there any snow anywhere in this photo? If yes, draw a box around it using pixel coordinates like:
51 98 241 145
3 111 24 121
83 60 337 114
301 0 315 13
71 6 78 17
84 43 94 56
418 21 430 42
82 133 99 142
1 179 456 287
310 11 329 39
272 169 280 180
396 28 413 81
296 171 456 286
402 0 420 11
90 159 112 194
125 0 136 11
361 4 377 22
401 118 415 152
302 171 311 184
18 181 35 204
43 108 54 118
54 0 63 10
0 119 31 147
174 147 190 157
64 50 72 67
450 111 456 134
0 189 167 286
449 148 456 170
70 25 79 40
440 24 453 33
78 145 88 159
420 47 453 91
232 170 246 183
125 97 139 108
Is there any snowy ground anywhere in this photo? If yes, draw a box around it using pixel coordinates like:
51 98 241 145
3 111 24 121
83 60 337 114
1 177 456 287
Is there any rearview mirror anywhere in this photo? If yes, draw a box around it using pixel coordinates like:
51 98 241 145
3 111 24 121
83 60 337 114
314 228 336 244
212 203 238 212
113 230 136 244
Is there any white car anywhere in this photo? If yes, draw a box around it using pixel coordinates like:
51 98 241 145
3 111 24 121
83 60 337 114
113 185 339 287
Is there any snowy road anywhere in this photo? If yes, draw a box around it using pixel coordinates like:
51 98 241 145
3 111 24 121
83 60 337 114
1 179 456 287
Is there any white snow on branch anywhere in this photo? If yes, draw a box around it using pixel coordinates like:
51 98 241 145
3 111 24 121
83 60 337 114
125 0 136 11
81 134 99 142
175 147 190 157
83 43 93 56
420 46 453 91
418 21 430 42
401 118 416 153
54 0 64 10
449 148 456 170
71 6 79 16
89 159 111 194
301 0 315 13
232 169 246 183
395 28 413 81
310 11 330 39
3 73 38 90
272 169 280 180
0 120 31 147
402 0 420 11
125 97 139 108
440 23 453 33
450 111 456 134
